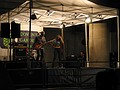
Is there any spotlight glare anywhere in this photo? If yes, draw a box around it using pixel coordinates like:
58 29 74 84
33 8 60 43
85 17 91 23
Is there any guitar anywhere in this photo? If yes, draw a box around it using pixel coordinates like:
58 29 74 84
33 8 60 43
33 41 50 50
33 43 44 50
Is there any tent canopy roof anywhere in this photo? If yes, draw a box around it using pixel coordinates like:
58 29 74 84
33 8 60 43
0 0 117 28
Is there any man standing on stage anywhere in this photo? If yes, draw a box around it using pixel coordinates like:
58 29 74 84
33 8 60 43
33 31 46 61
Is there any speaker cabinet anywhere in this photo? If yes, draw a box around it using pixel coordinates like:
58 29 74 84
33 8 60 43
0 23 10 38
11 22 20 38
13 43 27 61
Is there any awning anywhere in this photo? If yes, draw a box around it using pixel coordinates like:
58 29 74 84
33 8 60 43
0 0 117 28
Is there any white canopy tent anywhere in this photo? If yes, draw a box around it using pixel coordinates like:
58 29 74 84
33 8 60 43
0 0 118 28
0 0 119 66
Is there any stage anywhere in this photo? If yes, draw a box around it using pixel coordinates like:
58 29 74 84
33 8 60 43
0 60 120 89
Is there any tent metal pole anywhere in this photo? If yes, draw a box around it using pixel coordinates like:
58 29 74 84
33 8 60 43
29 0 32 56
8 12 11 61
61 28 64 39
85 23 89 67
27 0 32 69
61 27 65 60
117 9 120 68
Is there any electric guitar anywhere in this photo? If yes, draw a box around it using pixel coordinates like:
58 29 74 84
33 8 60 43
33 41 50 50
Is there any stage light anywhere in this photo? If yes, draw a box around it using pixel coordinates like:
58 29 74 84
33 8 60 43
60 24 63 28
60 23 65 28
31 13 37 20
85 17 91 23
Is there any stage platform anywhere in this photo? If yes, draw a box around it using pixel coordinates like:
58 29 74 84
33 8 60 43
0 61 120 90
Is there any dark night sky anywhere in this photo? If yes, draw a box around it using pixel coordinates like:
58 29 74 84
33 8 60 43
89 0 120 8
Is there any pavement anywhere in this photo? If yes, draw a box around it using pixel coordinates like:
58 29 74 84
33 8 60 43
16 87 96 90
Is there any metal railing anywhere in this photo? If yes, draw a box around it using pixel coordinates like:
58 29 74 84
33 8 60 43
1 60 113 88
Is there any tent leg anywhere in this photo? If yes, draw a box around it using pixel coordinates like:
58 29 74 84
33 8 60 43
117 9 120 68
85 23 89 67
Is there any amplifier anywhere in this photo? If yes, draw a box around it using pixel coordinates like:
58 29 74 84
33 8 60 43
14 42 27 48
14 42 27 46
13 43 27 61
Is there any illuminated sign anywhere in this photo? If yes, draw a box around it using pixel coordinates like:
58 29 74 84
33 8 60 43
18 31 38 48
3 38 10 47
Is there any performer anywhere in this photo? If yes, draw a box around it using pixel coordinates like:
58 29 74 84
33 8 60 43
32 31 46 61
49 35 64 67
78 51 86 67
